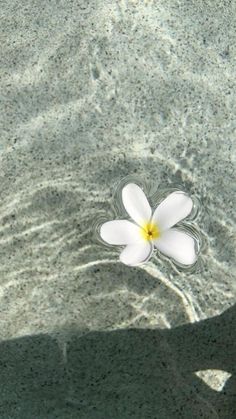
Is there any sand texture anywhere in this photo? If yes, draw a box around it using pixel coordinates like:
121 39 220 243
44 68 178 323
0 0 235 417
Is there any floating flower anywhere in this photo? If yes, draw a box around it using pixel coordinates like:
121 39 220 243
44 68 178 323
100 183 198 267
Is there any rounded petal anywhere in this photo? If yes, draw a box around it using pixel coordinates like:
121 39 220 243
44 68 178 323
119 241 153 266
152 191 193 231
122 183 152 226
154 228 197 265
100 220 142 245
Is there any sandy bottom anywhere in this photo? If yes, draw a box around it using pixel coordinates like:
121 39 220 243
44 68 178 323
0 0 235 417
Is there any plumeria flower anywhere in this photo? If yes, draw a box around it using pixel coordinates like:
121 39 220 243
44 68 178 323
100 183 198 267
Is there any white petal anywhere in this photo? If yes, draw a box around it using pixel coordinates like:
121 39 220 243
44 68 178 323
122 183 152 226
154 228 197 265
119 241 153 266
100 220 142 245
152 191 193 231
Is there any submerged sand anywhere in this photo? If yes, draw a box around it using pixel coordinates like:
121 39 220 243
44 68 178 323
0 0 235 417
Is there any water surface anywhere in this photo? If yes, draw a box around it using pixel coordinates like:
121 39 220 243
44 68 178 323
0 0 235 417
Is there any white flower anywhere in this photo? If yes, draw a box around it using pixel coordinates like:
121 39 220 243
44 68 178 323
100 183 198 267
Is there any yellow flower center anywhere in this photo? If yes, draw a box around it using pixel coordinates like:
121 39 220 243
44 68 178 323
140 221 160 241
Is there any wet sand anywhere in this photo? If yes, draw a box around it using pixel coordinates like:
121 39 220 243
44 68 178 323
0 0 235 417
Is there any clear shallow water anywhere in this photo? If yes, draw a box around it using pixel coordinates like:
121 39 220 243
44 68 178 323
0 0 235 417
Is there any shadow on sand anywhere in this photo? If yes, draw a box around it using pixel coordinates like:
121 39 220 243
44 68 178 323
0 305 235 418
